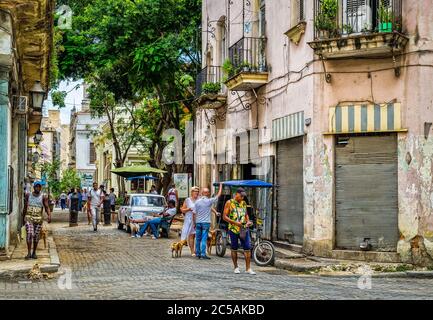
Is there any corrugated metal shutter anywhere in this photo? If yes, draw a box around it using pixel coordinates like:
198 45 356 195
276 136 304 244
335 134 398 251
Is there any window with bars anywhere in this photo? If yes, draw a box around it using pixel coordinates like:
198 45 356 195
89 142 96 164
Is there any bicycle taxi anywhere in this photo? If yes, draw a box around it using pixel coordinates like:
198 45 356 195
213 180 275 266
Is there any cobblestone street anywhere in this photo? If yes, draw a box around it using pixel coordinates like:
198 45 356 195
1 210 433 300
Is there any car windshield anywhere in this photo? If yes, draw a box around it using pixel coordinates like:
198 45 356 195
131 196 164 207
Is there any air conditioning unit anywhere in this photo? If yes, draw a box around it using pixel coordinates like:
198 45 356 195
13 95 28 114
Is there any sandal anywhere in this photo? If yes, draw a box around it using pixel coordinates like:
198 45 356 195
31 253 38 259
25 253 32 260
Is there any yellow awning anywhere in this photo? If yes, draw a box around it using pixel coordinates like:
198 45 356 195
327 103 406 134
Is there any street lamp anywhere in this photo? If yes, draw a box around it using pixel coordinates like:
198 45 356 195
33 129 43 145
30 80 45 111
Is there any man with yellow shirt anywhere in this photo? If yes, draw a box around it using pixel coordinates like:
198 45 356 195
223 188 255 275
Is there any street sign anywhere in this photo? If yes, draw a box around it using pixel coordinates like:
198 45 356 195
173 173 189 199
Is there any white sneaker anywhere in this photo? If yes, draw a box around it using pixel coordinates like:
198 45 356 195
151 236 157 240
234 267 240 274
144 232 150 237
246 269 256 275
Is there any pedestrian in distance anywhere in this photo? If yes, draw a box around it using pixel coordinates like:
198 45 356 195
194 183 223 260
150 185 158 195
99 185 107 224
22 182 51 260
223 188 255 275
88 182 105 232
109 188 117 222
180 186 199 256
59 191 67 210
166 184 179 207
81 188 90 222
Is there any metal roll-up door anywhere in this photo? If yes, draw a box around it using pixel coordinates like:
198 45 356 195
335 134 398 251
276 136 304 244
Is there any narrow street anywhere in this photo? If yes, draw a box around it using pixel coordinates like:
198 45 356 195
0 209 432 300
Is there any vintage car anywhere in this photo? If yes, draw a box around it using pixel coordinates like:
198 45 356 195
117 193 167 233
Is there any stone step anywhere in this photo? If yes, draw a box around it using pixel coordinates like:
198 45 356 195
274 258 331 273
274 247 305 260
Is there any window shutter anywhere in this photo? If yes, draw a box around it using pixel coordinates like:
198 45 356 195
299 0 305 22
89 142 96 164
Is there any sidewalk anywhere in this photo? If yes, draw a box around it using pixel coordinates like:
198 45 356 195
273 247 433 278
0 227 60 280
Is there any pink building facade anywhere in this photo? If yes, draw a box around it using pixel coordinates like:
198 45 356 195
195 0 433 265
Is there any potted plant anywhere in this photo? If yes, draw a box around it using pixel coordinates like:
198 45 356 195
378 1 393 32
202 82 222 95
222 59 234 78
315 0 338 38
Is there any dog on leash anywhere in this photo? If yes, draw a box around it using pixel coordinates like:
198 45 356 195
40 224 48 249
207 230 217 256
171 240 188 258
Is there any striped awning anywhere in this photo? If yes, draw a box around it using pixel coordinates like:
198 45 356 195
272 111 305 142
328 103 405 134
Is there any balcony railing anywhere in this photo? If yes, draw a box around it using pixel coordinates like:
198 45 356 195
313 0 402 40
228 37 267 78
195 66 223 97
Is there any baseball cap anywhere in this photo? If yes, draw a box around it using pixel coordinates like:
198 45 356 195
236 188 247 197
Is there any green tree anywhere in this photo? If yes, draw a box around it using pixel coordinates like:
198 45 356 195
60 168 81 193
40 159 61 198
56 0 201 193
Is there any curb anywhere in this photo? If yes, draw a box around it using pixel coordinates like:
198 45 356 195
0 236 60 280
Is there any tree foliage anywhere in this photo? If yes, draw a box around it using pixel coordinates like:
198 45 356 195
60 168 82 192
55 0 201 193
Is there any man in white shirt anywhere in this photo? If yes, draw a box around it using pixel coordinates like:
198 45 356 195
88 182 104 232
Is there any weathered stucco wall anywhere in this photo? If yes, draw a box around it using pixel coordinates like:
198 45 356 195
311 0 433 264
201 0 433 265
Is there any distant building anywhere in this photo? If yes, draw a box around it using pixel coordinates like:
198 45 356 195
94 121 148 194
40 110 61 166
69 84 107 189
60 124 70 173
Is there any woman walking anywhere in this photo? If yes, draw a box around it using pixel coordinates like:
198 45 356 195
180 186 199 256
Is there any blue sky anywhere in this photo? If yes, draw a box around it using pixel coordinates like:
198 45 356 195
44 79 84 124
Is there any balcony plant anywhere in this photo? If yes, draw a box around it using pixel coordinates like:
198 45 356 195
315 0 338 38
378 1 394 33
202 82 222 95
222 59 235 79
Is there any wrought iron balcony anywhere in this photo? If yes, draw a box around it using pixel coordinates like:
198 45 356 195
309 0 408 59
226 37 268 91
195 66 223 97
195 66 227 109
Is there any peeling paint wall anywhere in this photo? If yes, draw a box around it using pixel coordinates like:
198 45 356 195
200 0 433 265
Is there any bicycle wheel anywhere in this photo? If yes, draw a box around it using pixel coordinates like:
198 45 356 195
216 232 226 257
253 240 275 267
